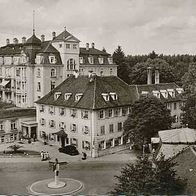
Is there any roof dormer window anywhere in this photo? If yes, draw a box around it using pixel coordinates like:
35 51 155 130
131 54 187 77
102 93 110 101
54 92 61 100
160 90 168 98
152 90 160 98
176 88 183 94
75 93 83 102
98 57 104 64
64 93 72 101
108 57 113 64
49 56 56 64
110 92 118 100
167 89 175 98
141 91 149 95
88 56 94 64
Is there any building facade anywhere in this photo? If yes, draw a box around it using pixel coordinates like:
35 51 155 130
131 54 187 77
36 75 136 157
0 108 36 144
131 68 185 128
0 28 117 108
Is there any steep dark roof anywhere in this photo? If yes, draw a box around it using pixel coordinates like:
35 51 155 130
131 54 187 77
0 108 36 119
131 83 184 102
53 29 80 42
0 44 24 55
26 34 41 45
36 76 137 110
80 47 110 56
40 41 59 53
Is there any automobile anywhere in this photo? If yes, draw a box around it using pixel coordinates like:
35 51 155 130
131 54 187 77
58 145 79 156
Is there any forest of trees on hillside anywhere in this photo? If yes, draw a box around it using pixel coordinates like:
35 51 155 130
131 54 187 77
113 46 196 86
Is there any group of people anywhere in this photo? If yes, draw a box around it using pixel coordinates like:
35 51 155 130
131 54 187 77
40 150 50 161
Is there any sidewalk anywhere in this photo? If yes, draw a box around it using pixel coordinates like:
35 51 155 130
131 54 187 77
0 141 137 163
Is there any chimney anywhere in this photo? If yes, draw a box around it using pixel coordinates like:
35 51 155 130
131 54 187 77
13 38 18 44
86 43 89 50
147 67 152 85
41 34 45 42
155 68 160 84
52 32 56 40
22 37 26 44
6 39 10 45
91 42 95 49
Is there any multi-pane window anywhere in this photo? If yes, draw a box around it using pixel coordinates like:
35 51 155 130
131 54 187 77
51 81 55 90
118 122 123 132
59 122 65 129
109 124 114 133
49 106 55 114
106 139 113 149
108 109 113 117
51 68 56 78
67 59 76 70
100 126 105 135
70 109 77 117
122 107 128 116
16 68 20 76
59 107 65 116
82 126 89 135
11 120 16 130
99 110 104 119
37 82 41 91
82 141 90 150
114 108 120 117
81 110 88 119
40 105 45 112
37 68 41 77
40 118 45 126
71 124 77 132
0 121 3 130
49 120 55 128
66 44 70 49
174 103 177 110
73 44 77 49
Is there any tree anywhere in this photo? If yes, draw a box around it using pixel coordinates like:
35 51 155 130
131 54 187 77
129 58 176 85
181 94 196 128
182 63 196 95
113 46 129 83
148 50 158 59
112 155 186 195
123 96 172 148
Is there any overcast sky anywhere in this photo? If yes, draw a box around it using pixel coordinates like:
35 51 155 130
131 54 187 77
0 0 196 55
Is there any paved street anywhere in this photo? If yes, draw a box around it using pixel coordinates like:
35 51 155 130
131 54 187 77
0 141 137 195
0 160 132 195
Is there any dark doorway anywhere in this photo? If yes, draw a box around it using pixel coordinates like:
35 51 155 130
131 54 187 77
30 127 37 139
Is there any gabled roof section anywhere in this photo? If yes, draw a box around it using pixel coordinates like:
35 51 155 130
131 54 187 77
53 29 80 42
36 76 137 110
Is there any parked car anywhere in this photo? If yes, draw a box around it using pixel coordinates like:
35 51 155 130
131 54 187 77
58 145 79 156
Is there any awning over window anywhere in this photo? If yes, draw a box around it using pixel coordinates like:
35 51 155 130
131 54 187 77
0 80 10 87
53 130 67 137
